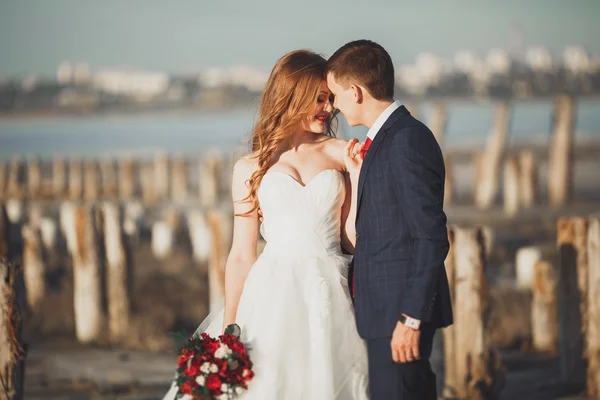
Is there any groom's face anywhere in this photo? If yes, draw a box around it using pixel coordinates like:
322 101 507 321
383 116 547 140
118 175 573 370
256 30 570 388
326 73 360 126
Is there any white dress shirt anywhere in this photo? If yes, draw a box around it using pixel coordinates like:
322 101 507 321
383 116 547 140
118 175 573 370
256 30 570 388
366 100 402 141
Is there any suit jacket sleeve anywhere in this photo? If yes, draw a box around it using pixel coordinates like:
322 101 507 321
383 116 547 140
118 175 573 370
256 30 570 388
390 125 449 322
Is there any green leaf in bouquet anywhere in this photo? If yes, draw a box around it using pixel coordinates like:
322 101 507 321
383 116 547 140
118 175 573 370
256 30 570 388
228 359 239 370
224 323 242 337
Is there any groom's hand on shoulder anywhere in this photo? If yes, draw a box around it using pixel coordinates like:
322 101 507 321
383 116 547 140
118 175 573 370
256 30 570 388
390 315 421 364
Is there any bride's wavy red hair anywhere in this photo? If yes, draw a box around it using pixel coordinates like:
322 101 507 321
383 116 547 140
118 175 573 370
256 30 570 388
241 50 336 216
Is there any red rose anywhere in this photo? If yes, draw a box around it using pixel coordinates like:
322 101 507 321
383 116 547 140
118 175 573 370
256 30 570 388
206 374 222 391
180 380 196 394
232 341 246 355
184 360 200 377
204 339 219 355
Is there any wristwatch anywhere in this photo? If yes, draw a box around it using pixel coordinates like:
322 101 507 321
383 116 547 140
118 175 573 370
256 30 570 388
399 314 421 330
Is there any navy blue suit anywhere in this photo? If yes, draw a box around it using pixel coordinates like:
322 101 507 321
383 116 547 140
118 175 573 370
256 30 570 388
351 105 452 399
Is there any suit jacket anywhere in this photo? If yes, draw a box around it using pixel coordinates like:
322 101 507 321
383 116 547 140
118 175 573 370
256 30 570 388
351 105 453 339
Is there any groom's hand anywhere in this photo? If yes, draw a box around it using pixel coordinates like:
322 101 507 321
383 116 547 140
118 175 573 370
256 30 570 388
391 318 421 363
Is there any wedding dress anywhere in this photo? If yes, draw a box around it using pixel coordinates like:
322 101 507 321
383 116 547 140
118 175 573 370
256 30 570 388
163 169 369 399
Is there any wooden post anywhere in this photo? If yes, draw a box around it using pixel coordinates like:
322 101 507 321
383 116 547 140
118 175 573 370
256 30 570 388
187 209 211 264
6 157 22 198
154 153 169 201
0 260 26 400
442 227 457 399
444 157 454 205
548 95 575 207
0 161 6 199
39 217 57 252
171 158 188 202
140 162 156 206
27 157 41 199
518 150 538 208
516 246 542 290
100 159 117 198
21 225 46 313
474 101 511 209
452 226 504 398
152 209 179 260
119 158 135 199
66 205 104 343
586 218 600 399
102 202 130 343
207 209 233 312
503 156 520 217
430 101 447 146
52 158 66 199
83 160 99 202
531 260 558 354
199 156 220 208
557 218 586 385
68 159 83 200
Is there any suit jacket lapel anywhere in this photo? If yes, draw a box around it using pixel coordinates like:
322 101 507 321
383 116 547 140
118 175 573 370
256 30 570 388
356 105 410 213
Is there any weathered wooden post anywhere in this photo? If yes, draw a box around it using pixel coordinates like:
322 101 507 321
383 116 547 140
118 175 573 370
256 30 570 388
518 150 538 208
187 209 211 264
0 161 6 199
442 226 457 399
548 95 575 207
207 208 233 312
557 218 586 385
102 202 130 343
516 246 542 290
474 101 511 209
531 260 558 354
430 101 447 145
84 160 99 202
140 161 156 206
586 218 600 399
119 158 135 200
152 209 180 260
52 158 66 199
154 153 169 201
27 157 41 199
21 225 46 313
68 159 83 200
171 158 188 202
64 205 104 343
452 226 504 398
503 156 520 217
6 157 22 198
0 205 26 400
0 261 26 400
199 155 221 208
100 159 117 198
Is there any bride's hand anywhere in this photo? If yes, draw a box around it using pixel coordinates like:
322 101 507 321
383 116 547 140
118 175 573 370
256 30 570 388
343 139 365 178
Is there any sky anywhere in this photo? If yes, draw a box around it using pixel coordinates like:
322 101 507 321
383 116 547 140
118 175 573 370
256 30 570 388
1 0 599 78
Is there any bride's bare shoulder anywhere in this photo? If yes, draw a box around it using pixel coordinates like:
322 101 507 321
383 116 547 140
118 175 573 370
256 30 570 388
233 153 259 182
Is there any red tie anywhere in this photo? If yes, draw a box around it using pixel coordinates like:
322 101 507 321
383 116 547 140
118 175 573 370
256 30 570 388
361 137 373 159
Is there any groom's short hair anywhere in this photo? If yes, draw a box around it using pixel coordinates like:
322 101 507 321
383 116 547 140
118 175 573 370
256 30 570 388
326 40 395 101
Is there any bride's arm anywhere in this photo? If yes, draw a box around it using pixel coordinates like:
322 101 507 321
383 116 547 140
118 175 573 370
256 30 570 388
222 158 259 331
340 139 364 254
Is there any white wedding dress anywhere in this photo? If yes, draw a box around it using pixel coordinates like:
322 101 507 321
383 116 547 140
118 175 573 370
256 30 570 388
163 169 369 400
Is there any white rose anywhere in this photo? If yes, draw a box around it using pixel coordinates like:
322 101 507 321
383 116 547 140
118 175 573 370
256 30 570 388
235 386 244 394
215 344 232 359
221 383 229 392
195 375 206 386
217 394 229 400
200 362 211 374
181 395 194 400
209 363 219 373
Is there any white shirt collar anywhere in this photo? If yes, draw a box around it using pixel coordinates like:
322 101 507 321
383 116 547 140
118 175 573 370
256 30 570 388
366 100 402 141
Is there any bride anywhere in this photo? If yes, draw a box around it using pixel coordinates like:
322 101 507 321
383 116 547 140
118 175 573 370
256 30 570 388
164 49 369 399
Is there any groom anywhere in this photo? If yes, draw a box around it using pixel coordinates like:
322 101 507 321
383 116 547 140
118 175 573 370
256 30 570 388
327 40 453 399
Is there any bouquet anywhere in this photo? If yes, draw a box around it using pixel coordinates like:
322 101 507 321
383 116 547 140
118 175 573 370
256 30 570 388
174 324 254 400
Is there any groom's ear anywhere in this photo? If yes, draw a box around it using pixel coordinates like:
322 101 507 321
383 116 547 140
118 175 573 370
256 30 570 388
351 85 363 104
